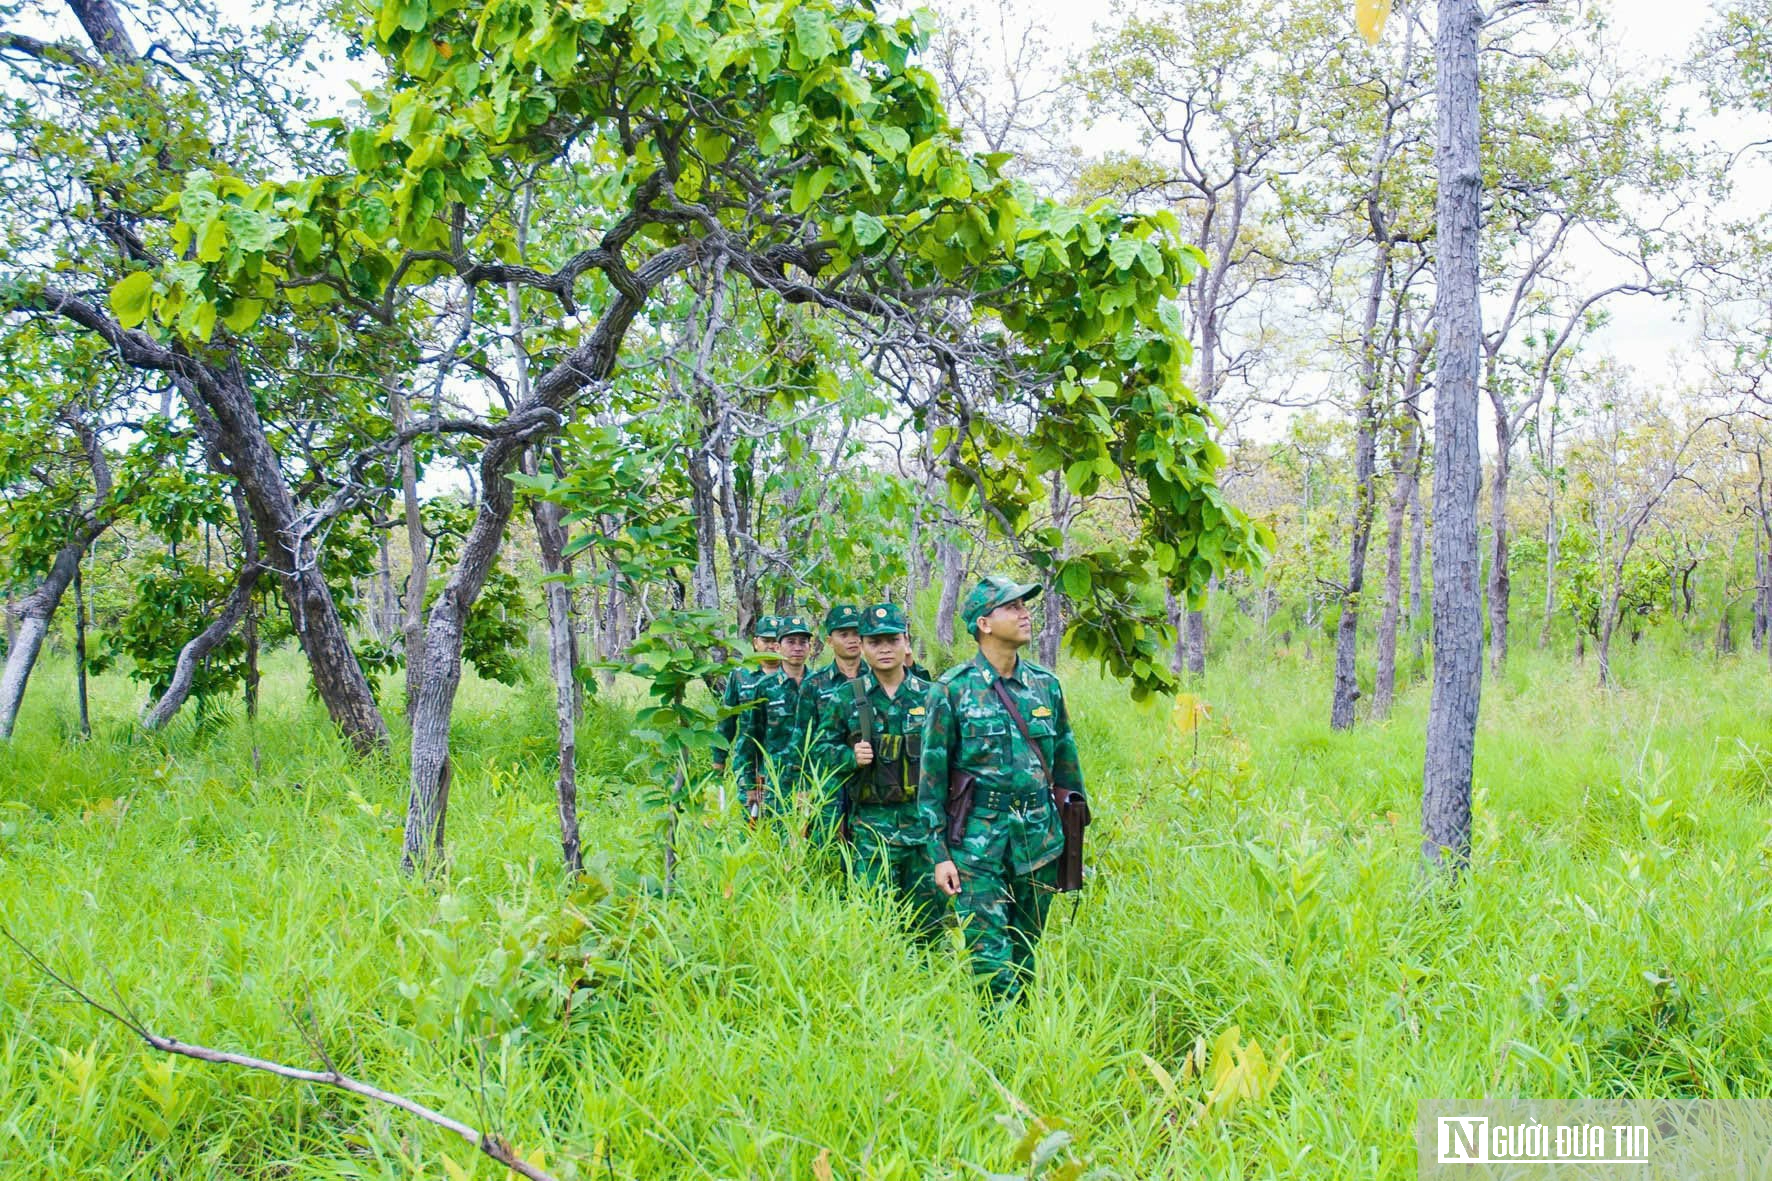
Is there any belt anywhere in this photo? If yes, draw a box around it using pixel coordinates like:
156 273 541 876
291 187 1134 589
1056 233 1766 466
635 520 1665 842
975 787 1051 811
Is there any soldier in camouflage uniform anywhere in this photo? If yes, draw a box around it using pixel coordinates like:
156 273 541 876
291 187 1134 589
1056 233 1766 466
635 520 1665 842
919 575 1088 1002
735 614 817 816
810 602 943 938
796 603 865 837
713 614 779 773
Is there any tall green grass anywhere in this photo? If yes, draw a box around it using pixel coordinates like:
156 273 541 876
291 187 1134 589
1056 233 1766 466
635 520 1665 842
1 634 1767 1179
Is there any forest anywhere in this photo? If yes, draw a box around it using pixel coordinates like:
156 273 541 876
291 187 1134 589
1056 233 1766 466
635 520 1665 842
1 0 1769 1177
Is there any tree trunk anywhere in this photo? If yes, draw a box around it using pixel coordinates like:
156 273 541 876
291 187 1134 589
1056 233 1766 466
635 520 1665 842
1372 405 1421 721
1 535 97 740
1421 0 1483 872
1182 608 1207 677
402 259 672 869
377 528 398 640
244 598 259 720
1487 414 1513 674
528 456 583 876
1330 252 1392 730
73 564 90 740
392 380 429 723
1597 575 1621 687
936 535 965 647
1408 469 1426 669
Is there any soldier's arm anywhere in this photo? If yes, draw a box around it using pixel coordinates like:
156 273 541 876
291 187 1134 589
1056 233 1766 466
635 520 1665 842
918 680 955 864
735 692 762 785
809 689 858 775
1052 680 1086 798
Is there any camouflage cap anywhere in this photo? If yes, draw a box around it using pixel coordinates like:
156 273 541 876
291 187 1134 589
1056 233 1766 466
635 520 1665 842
751 614 780 640
776 613 814 637
859 602 909 637
959 574 1041 638
823 603 863 632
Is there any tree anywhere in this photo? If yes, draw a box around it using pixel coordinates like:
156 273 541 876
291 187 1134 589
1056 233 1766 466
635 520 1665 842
1420 0 1483 871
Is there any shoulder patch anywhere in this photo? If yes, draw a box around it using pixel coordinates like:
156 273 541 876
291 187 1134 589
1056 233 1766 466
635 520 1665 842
909 705 926 716
1031 705 1052 718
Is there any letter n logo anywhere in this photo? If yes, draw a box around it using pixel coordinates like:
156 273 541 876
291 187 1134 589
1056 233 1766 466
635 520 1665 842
1438 1116 1488 1163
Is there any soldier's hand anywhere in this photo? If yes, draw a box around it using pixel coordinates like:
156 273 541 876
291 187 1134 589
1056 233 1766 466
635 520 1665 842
934 860 961 896
853 741 874 766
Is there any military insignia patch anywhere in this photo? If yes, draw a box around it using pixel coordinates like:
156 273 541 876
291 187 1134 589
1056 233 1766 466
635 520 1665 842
1032 706 1052 718
909 706 925 715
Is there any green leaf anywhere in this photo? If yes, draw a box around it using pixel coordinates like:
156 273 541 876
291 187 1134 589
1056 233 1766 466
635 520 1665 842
790 165 837 213
851 211 886 247
906 137 940 180
1137 240 1164 277
1060 562 1092 598
109 272 155 328
1107 237 1141 271
792 8 835 59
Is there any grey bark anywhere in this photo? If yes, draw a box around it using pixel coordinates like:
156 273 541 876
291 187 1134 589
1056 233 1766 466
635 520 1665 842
391 380 428 722
1421 0 1484 872
0 430 114 740
72 565 89 740
1372 391 1422 722
1409 462 1427 667
935 535 964 647
1330 245 1395 730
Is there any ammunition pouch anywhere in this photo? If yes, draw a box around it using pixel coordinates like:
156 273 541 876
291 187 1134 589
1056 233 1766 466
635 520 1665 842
852 729 920 806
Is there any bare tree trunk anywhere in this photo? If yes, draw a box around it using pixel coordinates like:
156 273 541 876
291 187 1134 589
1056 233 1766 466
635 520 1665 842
1421 0 1483 872
1597 576 1621 687
1408 472 1426 668
1182 608 1207 677
1 536 98 740
1487 419 1512 673
936 535 965 647
1372 404 1421 721
72 564 90 740
244 599 259 721
527 456 583 875
1330 252 1392 730
377 529 398 640
392 381 429 723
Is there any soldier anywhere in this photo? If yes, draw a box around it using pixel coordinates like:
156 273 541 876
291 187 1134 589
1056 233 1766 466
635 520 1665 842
713 614 779 774
796 603 865 835
918 575 1088 1002
810 602 942 937
736 614 817 817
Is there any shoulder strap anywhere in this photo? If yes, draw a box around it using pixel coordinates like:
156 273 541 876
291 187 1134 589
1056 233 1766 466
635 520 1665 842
990 678 1052 788
852 676 873 745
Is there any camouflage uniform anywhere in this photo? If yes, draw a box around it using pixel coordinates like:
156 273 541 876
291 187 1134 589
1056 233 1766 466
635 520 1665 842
810 602 943 937
714 614 779 772
796 604 864 833
735 614 817 811
918 576 1086 1001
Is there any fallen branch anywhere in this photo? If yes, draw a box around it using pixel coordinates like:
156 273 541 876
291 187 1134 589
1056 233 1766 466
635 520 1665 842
2 926 563 1181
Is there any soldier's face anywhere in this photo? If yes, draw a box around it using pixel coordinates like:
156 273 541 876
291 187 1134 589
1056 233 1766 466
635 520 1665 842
861 632 908 673
778 634 812 667
752 636 778 655
979 598 1033 645
828 627 862 660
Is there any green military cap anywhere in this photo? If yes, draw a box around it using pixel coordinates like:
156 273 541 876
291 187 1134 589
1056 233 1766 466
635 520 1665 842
823 603 862 632
960 574 1042 637
777 613 814 637
753 614 781 639
859 602 909 637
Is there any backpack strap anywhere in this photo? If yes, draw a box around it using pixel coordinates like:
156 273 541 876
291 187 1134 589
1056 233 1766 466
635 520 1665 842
851 676 874 747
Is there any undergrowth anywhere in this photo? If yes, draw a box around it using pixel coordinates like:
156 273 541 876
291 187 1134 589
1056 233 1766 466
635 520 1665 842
1 632 1767 1179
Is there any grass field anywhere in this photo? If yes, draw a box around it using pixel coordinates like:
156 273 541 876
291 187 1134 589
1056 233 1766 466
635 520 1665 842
1 631 1768 1179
